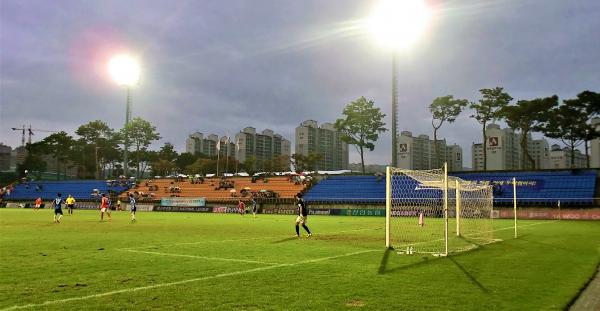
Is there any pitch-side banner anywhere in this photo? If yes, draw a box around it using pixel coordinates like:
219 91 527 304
160 197 206 207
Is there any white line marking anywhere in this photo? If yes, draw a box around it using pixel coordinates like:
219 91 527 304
393 220 557 249
1 249 378 310
121 227 381 250
119 249 280 265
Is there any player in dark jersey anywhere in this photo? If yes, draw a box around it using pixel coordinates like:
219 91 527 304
251 197 257 218
53 193 64 223
129 193 137 223
294 194 312 237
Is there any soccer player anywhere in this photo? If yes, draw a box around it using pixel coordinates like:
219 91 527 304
294 194 311 237
251 197 257 218
34 197 42 211
129 193 137 222
116 199 122 211
99 193 111 221
65 194 75 215
238 200 245 216
52 193 64 223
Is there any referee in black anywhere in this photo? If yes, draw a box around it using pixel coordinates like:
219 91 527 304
294 193 312 237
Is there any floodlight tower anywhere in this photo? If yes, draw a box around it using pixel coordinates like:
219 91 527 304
108 54 141 178
367 0 431 167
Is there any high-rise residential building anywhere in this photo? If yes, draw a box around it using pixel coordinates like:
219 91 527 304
549 144 588 169
295 120 349 171
185 132 221 157
397 131 463 171
0 143 11 171
235 127 291 171
446 144 463 172
472 124 551 171
472 124 521 171
528 139 550 169
591 117 600 168
217 136 236 159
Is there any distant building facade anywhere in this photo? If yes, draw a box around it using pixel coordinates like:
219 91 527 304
549 144 588 169
0 144 11 171
397 131 463 171
591 117 600 168
235 127 291 171
471 124 550 170
446 144 463 172
185 132 220 157
528 139 550 169
295 120 349 171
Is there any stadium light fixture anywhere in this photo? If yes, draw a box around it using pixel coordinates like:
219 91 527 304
367 0 431 50
366 0 431 167
108 54 140 86
108 53 141 178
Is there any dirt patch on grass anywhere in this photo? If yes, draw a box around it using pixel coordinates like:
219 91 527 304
345 299 365 307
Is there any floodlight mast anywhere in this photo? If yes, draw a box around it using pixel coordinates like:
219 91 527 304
367 0 431 167
108 54 140 178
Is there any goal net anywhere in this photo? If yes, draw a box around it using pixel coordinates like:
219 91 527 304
385 164 495 256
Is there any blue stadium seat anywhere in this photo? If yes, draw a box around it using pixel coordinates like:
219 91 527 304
6 180 132 201
304 170 597 206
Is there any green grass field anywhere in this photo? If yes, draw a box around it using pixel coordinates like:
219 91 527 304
1 208 599 310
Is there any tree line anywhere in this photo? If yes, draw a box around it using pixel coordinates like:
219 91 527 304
17 88 599 180
431 88 599 169
327 88 599 174
18 118 290 180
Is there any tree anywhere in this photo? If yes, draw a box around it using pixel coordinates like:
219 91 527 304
271 154 291 172
569 91 600 167
469 87 513 170
429 95 468 166
151 159 176 177
120 118 161 178
499 96 558 169
334 97 387 174
243 156 257 176
75 120 117 178
175 153 197 172
41 132 76 180
541 102 588 168
17 142 47 179
291 153 322 173
158 142 178 162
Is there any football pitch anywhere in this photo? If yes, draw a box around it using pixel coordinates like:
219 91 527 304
1 209 599 310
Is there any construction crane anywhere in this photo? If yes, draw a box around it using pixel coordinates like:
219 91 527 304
11 125 59 146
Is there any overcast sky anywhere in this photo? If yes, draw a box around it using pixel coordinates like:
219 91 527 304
1 0 599 167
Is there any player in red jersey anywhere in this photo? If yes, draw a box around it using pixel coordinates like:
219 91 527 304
238 200 245 216
99 193 112 221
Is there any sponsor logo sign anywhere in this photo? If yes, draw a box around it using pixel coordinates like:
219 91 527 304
262 207 296 215
160 197 206 207
344 209 385 216
155 206 211 212
212 206 243 214
497 208 600 220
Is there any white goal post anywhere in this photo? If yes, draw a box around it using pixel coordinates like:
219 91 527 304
385 163 496 256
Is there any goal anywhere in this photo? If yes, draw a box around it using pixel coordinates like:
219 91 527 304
385 163 495 256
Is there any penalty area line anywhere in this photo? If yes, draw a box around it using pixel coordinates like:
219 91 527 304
0 249 378 310
120 227 381 250
118 249 280 265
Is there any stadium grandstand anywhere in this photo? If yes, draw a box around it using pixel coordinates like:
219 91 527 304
2 169 598 208
131 176 308 202
5 179 133 200
304 169 598 206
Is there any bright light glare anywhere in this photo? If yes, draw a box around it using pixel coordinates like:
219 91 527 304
367 0 431 50
108 54 141 86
